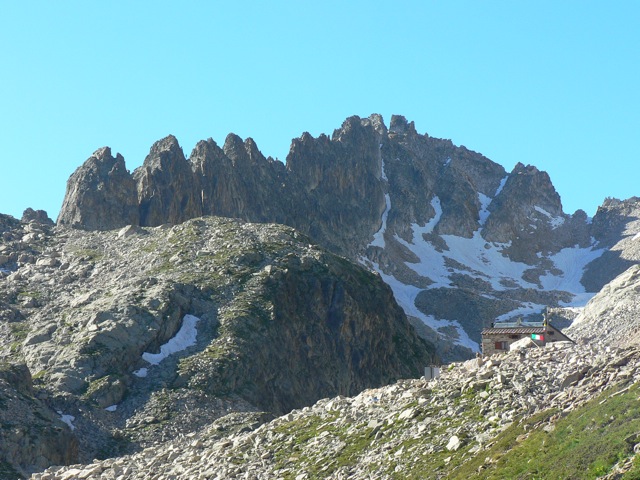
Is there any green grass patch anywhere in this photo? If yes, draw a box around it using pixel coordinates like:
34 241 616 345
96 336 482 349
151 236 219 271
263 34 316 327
621 455 640 479
9 322 29 341
449 382 640 479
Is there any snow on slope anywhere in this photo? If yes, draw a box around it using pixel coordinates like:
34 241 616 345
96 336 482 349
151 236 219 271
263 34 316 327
370 194 391 248
539 244 605 300
396 227 535 291
365 159 605 353
398 203 603 299
534 206 565 229
142 314 200 365
479 176 507 226
364 164 481 351
372 265 480 351
133 314 200 378
495 175 508 197
478 193 492 226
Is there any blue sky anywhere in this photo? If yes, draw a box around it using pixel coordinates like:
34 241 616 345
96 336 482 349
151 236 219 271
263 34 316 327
1 2 638 220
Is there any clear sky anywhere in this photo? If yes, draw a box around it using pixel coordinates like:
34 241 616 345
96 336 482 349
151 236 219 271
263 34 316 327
1 1 638 221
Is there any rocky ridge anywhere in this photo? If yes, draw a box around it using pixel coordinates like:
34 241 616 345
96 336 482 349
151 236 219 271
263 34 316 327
55 114 639 361
33 341 640 479
0 214 433 476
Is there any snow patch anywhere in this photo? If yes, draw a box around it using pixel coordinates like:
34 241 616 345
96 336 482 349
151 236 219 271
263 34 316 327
380 157 388 181
534 206 565 229
408 196 442 240
396 227 536 291
371 262 479 352
142 314 200 366
444 157 451 166
133 368 148 378
478 192 492 226
539 244 605 301
495 303 547 323
494 175 508 197
370 194 391 248
633 232 640 241
57 411 76 430
396 208 604 297
105 405 118 412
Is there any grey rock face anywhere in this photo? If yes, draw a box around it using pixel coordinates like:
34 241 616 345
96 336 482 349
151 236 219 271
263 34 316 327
134 135 202 226
567 264 640 348
54 115 640 362
0 215 433 472
21 208 53 225
383 115 506 240
57 147 139 230
0 362 78 478
483 162 589 263
191 135 293 226
581 197 640 292
286 115 387 256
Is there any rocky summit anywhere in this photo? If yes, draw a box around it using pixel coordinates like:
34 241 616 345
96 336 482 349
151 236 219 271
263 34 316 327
57 114 640 360
3 113 640 478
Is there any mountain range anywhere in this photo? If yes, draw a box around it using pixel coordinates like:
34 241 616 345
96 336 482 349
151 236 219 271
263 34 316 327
56 114 640 360
2 114 640 478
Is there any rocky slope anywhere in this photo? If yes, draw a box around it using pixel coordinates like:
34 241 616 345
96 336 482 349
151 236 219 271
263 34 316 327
0 362 77 479
582 197 640 292
0 214 433 477
6 113 640 478
33 341 640 479
567 263 640 349
56 114 640 360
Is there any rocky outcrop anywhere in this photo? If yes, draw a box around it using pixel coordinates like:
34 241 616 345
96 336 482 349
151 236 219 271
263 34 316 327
581 197 640 292
286 115 386 255
176 227 431 414
0 362 78 478
21 209 53 225
483 162 590 263
53 115 640 362
0 215 433 470
191 135 294 226
383 114 506 240
134 135 202 226
57 147 139 230
567 264 640 348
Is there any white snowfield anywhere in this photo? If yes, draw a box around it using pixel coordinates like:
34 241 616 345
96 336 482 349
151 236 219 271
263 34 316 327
133 314 200 377
57 411 76 431
364 160 604 352
142 314 200 365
